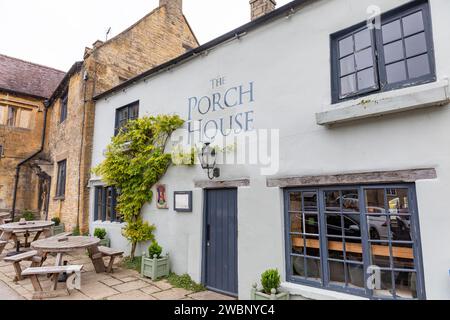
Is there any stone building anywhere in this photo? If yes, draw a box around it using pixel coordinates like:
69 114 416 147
37 0 198 232
0 54 64 217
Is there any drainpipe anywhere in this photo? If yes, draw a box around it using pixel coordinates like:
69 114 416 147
11 100 50 221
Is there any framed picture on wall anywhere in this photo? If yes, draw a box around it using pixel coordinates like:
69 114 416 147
156 184 169 209
174 191 192 212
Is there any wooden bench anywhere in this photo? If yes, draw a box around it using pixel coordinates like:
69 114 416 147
3 250 43 281
22 265 83 299
98 246 124 273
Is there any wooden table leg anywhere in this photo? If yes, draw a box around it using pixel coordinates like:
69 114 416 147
0 231 12 255
88 245 106 273
52 253 64 290
32 231 43 242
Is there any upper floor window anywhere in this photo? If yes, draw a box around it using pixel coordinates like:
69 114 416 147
114 101 139 136
0 105 32 129
55 159 67 198
59 90 68 123
331 0 435 103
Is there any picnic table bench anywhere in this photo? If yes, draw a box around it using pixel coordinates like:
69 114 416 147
97 246 124 273
22 265 83 299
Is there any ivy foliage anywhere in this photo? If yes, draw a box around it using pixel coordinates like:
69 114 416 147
93 115 184 258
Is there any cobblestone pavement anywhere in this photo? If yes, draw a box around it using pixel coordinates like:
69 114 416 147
0 242 235 301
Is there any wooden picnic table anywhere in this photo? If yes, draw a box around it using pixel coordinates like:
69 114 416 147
0 221 54 255
31 236 105 273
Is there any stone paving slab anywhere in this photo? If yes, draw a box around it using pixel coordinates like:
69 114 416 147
107 290 157 300
140 285 162 295
189 291 237 300
79 281 120 300
153 288 193 300
113 280 149 293
100 277 124 286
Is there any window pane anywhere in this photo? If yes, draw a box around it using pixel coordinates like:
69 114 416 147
407 54 430 78
384 40 404 64
373 270 394 298
326 214 342 237
339 36 354 57
290 213 303 233
289 192 302 211
305 235 321 257
382 19 402 44
405 32 427 58
395 272 417 299
327 236 344 260
347 263 365 288
357 68 376 90
390 215 412 241
325 191 340 212
343 214 362 238
367 215 389 240
386 61 407 84
340 74 356 96
354 28 371 51
291 235 304 254
342 190 359 213
306 258 321 281
304 213 319 235
402 11 424 37
355 48 373 70
303 192 317 212
392 243 414 269
329 261 346 285
387 188 410 214
292 256 306 277
339 54 355 76
365 189 385 212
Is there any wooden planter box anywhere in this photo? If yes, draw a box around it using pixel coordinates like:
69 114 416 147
98 238 110 247
141 254 170 280
250 284 289 300
51 224 65 236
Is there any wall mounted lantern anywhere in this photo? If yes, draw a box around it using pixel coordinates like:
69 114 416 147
198 142 220 180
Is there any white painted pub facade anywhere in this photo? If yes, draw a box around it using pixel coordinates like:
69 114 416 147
90 0 450 299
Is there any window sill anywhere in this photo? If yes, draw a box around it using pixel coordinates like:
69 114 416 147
53 197 65 201
280 282 368 300
316 79 450 126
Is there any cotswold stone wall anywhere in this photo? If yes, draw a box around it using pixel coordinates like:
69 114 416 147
0 92 45 214
44 5 198 232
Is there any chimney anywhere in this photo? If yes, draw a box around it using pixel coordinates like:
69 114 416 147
250 0 276 20
159 0 182 15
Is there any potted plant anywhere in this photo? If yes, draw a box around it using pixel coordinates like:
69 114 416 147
141 241 170 280
251 269 289 300
50 217 65 235
94 228 110 247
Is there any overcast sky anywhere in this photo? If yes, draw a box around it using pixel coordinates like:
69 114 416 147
0 0 291 71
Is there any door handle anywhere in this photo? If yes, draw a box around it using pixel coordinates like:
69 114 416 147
206 224 211 247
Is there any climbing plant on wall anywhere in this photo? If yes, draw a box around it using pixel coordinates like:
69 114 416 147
93 115 184 259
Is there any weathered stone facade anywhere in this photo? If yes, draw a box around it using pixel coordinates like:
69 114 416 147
0 92 44 214
250 0 277 20
43 1 198 232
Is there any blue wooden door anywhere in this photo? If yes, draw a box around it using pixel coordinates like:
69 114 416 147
204 188 238 296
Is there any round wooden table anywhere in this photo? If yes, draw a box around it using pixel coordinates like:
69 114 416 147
0 220 54 255
31 236 105 273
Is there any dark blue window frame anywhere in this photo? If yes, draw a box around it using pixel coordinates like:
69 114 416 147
114 101 139 136
94 186 119 222
284 184 426 300
59 90 68 123
330 0 436 103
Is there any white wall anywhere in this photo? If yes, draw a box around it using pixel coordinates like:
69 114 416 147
91 0 450 299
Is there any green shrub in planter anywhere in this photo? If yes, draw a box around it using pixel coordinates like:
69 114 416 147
141 241 170 280
94 228 110 247
250 269 289 300
50 218 65 235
